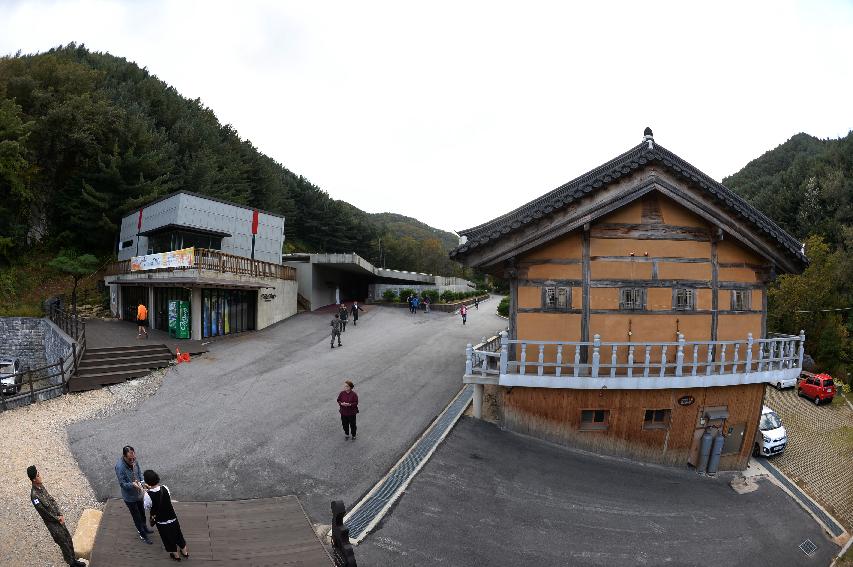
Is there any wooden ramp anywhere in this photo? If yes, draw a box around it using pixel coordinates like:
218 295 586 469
90 496 332 566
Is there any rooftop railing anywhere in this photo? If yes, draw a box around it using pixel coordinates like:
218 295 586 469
105 248 296 280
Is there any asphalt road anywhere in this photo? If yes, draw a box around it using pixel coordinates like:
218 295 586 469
68 300 505 524
357 418 838 567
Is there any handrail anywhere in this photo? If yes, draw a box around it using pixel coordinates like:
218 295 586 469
465 330 807 380
104 248 296 280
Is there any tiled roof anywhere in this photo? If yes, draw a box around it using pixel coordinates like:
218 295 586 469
450 140 806 267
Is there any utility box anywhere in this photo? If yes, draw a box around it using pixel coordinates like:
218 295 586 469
169 300 191 339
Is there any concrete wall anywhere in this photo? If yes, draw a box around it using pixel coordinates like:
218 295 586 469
257 279 298 330
0 317 75 369
118 192 285 263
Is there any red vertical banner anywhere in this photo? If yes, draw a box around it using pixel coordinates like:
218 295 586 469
137 208 144 230
251 209 259 235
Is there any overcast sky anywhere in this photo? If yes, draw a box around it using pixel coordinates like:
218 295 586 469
2 1 852 234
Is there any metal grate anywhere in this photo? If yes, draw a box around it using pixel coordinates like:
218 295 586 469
799 539 817 557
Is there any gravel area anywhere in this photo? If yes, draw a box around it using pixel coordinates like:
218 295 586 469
0 369 167 567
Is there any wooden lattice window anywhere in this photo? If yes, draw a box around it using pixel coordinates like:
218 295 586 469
731 290 750 311
643 409 672 430
620 288 646 310
542 286 571 312
580 409 609 431
673 288 695 311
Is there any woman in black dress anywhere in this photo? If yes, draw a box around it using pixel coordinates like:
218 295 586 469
143 470 189 561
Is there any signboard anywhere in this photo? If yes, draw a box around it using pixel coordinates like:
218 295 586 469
177 300 190 339
131 247 194 272
678 395 695 406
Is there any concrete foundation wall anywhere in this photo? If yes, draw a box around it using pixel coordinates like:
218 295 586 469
0 317 75 369
257 279 298 330
367 282 473 300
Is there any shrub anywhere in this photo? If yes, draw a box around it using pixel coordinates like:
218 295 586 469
497 296 510 317
382 289 398 302
440 290 456 303
399 288 416 301
422 289 439 303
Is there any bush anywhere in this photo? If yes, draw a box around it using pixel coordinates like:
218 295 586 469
422 289 439 303
382 289 398 302
440 290 456 303
399 288 416 302
497 297 510 317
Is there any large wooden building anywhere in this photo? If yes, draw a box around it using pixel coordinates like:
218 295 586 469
454 129 807 471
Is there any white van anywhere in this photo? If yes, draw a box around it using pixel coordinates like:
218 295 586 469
753 405 787 457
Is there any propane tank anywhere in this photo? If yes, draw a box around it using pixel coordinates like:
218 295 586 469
697 429 714 474
707 432 725 476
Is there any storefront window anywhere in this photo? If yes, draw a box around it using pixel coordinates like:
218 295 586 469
202 289 256 338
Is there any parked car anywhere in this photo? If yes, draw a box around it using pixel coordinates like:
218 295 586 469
797 372 836 405
754 405 787 457
773 374 798 390
0 356 23 395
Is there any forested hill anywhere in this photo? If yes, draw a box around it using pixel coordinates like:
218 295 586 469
724 131 853 377
0 44 460 275
723 131 853 248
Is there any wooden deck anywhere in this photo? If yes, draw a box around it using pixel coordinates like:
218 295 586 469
90 496 332 566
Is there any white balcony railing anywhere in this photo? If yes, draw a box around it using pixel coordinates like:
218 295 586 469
464 331 805 390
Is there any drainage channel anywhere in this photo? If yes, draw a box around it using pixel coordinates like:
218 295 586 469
763 460 846 538
344 385 474 544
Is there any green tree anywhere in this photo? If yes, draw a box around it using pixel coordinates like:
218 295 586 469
48 250 101 313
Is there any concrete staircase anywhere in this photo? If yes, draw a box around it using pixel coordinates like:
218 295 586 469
69 344 173 393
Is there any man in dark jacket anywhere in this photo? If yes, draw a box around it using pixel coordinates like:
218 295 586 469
330 314 343 348
28 465 87 566
350 302 365 326
339 303 349 332
115 446 153 544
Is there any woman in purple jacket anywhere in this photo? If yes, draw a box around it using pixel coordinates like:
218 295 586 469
337 380 359 440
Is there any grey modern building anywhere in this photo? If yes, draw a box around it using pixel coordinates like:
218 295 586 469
105 191 297 340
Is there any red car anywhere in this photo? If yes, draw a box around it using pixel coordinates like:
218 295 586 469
798 372 836 405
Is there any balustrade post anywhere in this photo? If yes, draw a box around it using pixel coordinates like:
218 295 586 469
692 344 699 376
610 345 617 379
768 341 776 371
591 335 601 378
745 334 753 374
675 333 685 377
706 344 714 376
573 345 581 378
660 345 668 378
797 330 805 370
733 343 740 374
465 344 473 376
627 345 635 378
520 342 527 375
719 344 728 375
643 345 651 378
757 342 765 372
499 331 508 376
555 345 563 378
537 345 545 377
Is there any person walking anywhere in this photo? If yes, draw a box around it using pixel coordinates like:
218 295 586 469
27 466 87 567
412 296 420 314
137 303 149 338
143 470 189 562
330 314 343 348
460 304 468 325
115 445 153 544
424 296 431 313
474 296 479 310
337 380 359 440
350 302 365 326
339 303 349 332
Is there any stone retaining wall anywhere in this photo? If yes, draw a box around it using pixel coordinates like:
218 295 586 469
0 317 49 369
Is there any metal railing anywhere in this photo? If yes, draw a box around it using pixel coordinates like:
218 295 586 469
105 248 296 280
0 357 73 412
465 331 806 381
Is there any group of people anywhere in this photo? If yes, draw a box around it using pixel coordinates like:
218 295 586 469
330 301 365 348
406 294 433 314
27 446 189 564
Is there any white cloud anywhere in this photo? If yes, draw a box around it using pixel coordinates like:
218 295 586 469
2 0 852 233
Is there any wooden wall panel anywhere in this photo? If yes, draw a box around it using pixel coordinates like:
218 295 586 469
719 267 758 282
517 286 541 309
659 195 710 227
717 314 761 340
597 199 644 224
590 261 653 280
523 233 583 260
646 288 672 310
526 264 582 279
717 239 764 264
517 312 583 342
696 289 713 310
590 314 711 343
657 262 711 281
572 287 582 309
589 288 619 309
498 383 764 470
590 238 711 258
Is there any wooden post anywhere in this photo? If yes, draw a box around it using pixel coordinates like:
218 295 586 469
555 345 563 378
797 330 805 370
745 334 753 374
465 344 473 376
591 335 601 378
71 343 78 377
28 367 35 403
59 359 66 394
537 344 544 377
499 331 508 376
